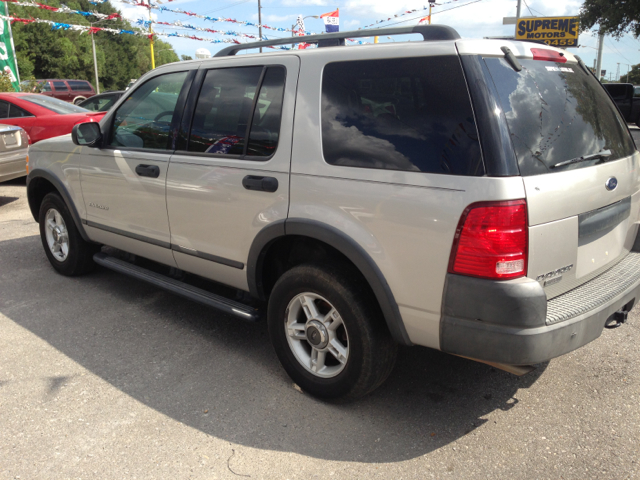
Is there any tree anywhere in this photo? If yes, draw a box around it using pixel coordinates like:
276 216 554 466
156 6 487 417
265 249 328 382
579 0 640 38
181 54 193 61
620 64 640 84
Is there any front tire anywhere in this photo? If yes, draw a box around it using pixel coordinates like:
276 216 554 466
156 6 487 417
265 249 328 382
268 263 397 400
38 193 99 276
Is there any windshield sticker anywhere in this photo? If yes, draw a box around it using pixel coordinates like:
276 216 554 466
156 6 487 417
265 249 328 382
545 66 574 73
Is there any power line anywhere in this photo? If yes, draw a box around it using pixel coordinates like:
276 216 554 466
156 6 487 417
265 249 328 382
522 0 545 17
376 0 486 29
605 39 633 64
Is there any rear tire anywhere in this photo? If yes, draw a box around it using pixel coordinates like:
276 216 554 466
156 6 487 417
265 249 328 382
267 263 397 400
38 192 99 276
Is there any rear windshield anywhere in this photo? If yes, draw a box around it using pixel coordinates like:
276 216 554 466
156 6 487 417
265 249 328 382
484 57 636 176
19 95 89 114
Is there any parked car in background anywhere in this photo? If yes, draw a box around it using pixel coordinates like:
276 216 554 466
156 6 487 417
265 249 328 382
0 124 28 183
602 83 640 127
0 93 105 144
33 79 96 105
78 91 124 112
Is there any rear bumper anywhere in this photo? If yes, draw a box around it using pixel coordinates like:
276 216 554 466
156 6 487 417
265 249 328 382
440 252 640 365
0 152 28 183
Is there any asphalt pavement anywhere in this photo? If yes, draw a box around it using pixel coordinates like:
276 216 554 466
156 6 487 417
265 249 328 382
1 158 639 479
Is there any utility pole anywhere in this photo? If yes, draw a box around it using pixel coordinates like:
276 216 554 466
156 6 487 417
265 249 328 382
258 0 262 53
616 63 620 81
515 0 522 35
595 30 604 82
91 28 100 94
148 3 155 69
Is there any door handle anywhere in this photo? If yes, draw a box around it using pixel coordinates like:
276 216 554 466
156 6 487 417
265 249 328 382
242 175 278 193
135 164 160 178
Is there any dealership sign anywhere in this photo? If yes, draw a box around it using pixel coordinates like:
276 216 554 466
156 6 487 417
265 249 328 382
516 17 579 47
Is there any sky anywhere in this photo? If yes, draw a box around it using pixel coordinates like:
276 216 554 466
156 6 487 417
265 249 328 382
113 0 639 80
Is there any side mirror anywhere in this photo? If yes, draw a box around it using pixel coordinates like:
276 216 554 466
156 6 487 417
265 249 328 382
72 122 102 147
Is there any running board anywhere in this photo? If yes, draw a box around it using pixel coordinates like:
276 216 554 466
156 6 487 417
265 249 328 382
93 252 260 322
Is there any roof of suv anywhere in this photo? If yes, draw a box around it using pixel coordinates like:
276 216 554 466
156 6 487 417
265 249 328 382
162 24 578 71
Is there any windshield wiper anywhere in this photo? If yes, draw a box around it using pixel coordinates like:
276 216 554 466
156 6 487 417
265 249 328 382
550 149 612 169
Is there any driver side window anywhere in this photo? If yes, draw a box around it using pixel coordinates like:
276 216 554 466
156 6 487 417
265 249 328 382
109 71 188 150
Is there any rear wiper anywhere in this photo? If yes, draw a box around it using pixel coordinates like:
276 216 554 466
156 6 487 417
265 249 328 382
550 149 612 169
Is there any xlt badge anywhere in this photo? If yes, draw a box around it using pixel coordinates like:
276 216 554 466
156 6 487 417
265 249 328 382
89 202 109 211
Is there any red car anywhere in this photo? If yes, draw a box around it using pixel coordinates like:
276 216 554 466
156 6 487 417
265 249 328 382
0 93 105 144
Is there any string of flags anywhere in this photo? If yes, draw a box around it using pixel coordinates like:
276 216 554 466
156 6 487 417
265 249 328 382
362 0 467 28
135 18 268 42
0 13 293 48
1 0 121 20
116 0 313 35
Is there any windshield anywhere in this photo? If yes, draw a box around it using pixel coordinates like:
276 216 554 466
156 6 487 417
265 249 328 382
18 95 89 115
484 57 636 176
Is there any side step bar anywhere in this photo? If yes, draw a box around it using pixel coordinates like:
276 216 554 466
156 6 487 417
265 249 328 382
93 253 261 322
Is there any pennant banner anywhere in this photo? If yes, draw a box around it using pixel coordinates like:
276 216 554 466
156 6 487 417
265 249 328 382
2 0 120 20
0 13 293 48
361 0 466 28
115 0 314 35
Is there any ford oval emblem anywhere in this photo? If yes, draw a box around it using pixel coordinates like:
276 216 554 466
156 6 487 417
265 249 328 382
605 177 618 191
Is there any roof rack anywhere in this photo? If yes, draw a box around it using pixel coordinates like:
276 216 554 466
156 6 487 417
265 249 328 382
214 25 460 57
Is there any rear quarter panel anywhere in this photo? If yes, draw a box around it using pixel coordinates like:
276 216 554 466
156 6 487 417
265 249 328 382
290 44 526 349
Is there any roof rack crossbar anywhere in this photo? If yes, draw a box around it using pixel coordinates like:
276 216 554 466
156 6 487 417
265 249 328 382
214 25 460 57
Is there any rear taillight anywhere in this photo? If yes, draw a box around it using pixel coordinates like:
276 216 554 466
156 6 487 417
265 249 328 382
448 200 528 280
531 48 567 63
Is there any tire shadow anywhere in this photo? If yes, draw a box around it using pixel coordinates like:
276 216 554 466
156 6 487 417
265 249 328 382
0 235 547 463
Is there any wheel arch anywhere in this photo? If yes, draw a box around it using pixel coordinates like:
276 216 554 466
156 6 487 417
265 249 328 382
27 169 90 242
73 96 87 105
248 218 412 345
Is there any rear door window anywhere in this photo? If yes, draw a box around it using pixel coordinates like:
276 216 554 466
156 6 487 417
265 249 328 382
109 71 188 150
52 81 68 91
187 66 286 158
321 56 483 175
484 58 636 176
68 81 92 91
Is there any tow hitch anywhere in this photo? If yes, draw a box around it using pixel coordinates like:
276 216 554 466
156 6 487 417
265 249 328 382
605 300 634 329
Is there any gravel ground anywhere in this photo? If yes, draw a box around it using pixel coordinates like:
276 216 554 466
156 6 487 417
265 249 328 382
0 169 639 479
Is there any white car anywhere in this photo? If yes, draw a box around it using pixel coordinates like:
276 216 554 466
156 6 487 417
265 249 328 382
0 124 28 183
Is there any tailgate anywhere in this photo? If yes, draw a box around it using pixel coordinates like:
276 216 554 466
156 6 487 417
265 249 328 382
481 50 640 298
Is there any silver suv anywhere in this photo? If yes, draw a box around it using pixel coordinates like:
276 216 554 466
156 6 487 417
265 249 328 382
26 26 640 399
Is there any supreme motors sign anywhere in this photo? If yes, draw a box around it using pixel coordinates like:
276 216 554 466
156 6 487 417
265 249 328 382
516 17 579 47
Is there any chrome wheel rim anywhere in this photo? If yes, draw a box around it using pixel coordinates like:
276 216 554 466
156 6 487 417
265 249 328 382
44 208 69 262
285 292 349 378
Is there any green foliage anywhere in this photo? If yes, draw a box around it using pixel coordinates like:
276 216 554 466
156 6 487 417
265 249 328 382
181 54 193 61
579 0 640 38
8 0 180 90
0 72 14 92
620 64 640 84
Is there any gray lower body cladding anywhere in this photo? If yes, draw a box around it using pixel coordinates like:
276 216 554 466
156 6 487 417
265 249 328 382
440 252 640 365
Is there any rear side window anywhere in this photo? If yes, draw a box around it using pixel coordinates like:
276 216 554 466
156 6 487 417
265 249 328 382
68 81 92 91
53 81 67 91
321 56 483 175
187 66 285 158
8 104 30 118
484 58 636 176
